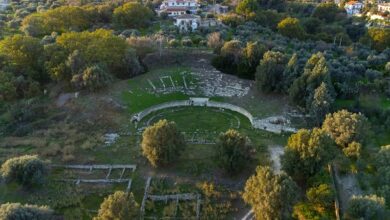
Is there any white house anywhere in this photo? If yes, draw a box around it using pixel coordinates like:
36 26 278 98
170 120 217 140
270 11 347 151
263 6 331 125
344 1 364 16
174 14 200 32
378 3 390 13
159 0 199 17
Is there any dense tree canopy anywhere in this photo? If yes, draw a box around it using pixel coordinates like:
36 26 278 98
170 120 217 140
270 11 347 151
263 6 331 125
367 28 390 52
236 0 258 18
0 203 53 220
113 2 153 29
215 129 253 174
293 184 335 219
277 17 306 40
322 110 369 148
0 35 45 82
141 119 186 167
94 191 138 220
289 52 333 108
0 72 18 101
345 195 386 219
243 166 299 219
71 64 113 91
256 51 288 93
281 128 337 182
46 29 143 82
312 3 341 23
21 6 91 37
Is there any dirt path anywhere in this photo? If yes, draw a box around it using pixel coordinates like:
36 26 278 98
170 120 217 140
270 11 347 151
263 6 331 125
335 172 362 213
268 145 285 173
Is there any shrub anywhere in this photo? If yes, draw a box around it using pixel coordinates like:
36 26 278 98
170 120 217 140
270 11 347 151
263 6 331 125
0 203 53 220
168 39 180 48
215 129 253 174
181 38 193 47
207 32 224 52
94 191 138 220
71 64 113 91
0 155 49 188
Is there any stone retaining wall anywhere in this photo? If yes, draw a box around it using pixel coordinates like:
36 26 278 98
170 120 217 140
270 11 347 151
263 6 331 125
132 98 296 134
132 98 254 125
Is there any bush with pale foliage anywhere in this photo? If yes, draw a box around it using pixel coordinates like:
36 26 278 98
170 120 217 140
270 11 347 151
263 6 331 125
94 191 138 220
0 203 53 220
0 155 48 188
322 110 368 148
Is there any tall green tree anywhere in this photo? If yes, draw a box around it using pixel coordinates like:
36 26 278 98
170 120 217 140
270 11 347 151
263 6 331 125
322 110 368 148
256 51 288 93
310 82 334 126
312 3 340 23
238 41 266 79
282 53 300 92
94 191 138 220
281 128 337 182
243 166 299 220
141 120 186 167
289 52 333 108
215 129 253 174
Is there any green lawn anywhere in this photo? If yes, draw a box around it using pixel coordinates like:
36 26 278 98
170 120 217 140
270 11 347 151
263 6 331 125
122 66 198 113
140 107 243 132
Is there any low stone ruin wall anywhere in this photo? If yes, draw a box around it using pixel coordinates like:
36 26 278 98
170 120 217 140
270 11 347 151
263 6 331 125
132 98 254 125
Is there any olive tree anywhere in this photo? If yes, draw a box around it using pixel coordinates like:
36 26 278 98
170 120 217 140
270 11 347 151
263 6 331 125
281 128 337 182
256 51 288 93
322 110 369 148
94 191 138 220
242 166 299 220
141 120 186 167
310 82 334 126
215 129 252 174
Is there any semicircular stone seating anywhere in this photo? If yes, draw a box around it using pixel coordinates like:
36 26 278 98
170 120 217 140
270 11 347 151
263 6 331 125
132 97 297 134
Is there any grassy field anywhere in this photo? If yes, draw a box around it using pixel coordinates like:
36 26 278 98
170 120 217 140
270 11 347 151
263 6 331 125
122 67 197 113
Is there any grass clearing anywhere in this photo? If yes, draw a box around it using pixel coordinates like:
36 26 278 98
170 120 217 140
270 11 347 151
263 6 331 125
122 66 197 113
